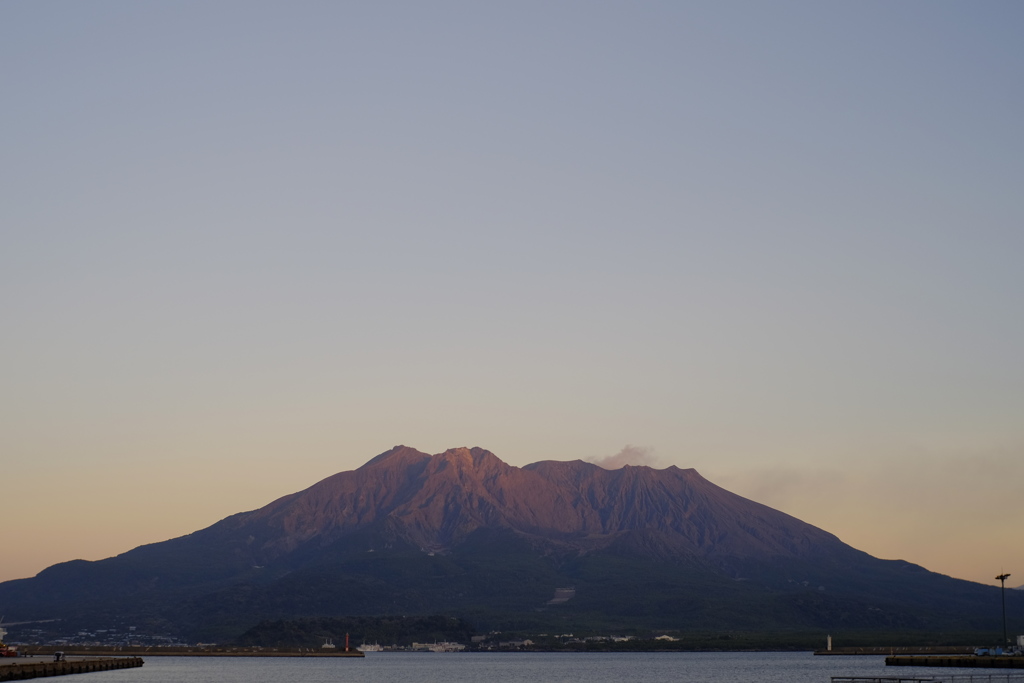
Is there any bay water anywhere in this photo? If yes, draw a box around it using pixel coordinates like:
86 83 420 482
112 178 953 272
70 651 933 683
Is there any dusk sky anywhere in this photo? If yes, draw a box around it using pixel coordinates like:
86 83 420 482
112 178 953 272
2 2 1022 588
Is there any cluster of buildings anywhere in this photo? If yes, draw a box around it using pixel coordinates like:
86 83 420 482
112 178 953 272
3 624 187 648
469 632 640 650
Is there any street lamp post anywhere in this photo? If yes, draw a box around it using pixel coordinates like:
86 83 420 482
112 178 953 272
995 573 1011 647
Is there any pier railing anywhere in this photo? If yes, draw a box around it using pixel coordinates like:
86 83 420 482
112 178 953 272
834 675 1024 683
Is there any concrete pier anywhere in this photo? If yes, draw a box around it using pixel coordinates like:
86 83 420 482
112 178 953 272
0 657 143 681
886 656 1024 669
837 677 1024 683
819 647 975 656
21 646 363 658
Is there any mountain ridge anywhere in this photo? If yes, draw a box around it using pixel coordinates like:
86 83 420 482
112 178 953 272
221 444 853 565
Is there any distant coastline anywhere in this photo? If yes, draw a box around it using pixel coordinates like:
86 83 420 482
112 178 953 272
12 642 990 657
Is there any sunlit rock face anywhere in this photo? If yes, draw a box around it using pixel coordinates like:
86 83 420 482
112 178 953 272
239 445 846 563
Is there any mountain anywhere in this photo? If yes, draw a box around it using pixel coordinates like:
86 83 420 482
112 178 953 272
0 446 1017 642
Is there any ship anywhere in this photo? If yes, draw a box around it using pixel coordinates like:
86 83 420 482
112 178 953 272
356 643 383 652
0 619 18 657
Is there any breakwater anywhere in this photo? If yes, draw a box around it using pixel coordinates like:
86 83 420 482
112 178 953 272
887 656 1024 669
20 646 364 658
819 647 975 656
0 657 143 681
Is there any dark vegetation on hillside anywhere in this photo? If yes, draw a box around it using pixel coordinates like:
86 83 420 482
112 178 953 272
233 616 1002 651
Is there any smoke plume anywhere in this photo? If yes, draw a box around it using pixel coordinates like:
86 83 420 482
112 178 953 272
590 445 657 470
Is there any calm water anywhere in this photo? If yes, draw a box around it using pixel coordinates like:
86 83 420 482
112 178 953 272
67 651 932 683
